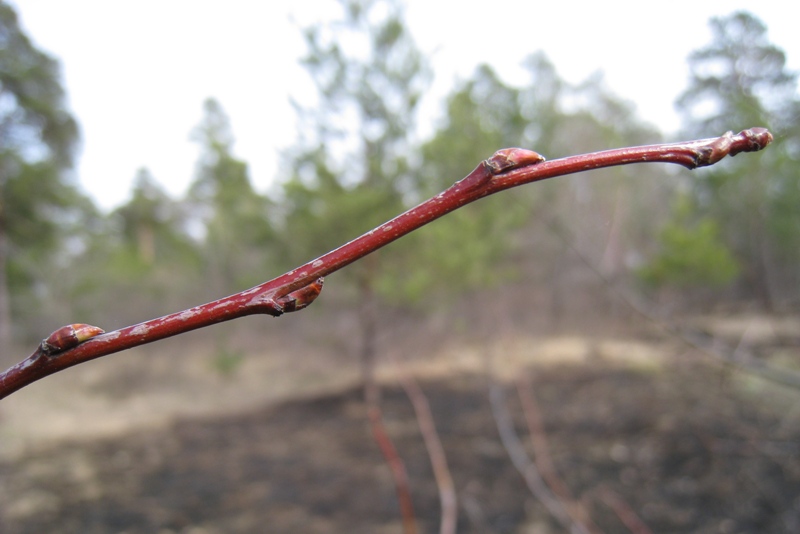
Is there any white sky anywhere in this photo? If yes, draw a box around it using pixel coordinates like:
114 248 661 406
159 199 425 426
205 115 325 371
11 0 800 211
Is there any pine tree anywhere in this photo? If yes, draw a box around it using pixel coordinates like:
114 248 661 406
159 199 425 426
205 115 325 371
0 1 85 346
676 12 800 307
281 0 429 391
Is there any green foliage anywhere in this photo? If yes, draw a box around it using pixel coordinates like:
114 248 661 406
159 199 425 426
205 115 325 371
114 168 198 269
396 66 531 302
638 195 740 288
189 99 276 293
676 11 800 305
280 0 429 304
0 1 91 341
8 4 792 341
280 147 403 269
677 12 795 134
0 2 78 167
210 345 245 378
58 170 202 328
0 1 84 254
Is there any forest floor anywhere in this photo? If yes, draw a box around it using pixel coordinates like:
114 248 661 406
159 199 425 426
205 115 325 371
1 313 799 533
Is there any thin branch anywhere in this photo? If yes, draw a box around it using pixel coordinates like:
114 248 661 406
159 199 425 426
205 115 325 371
398 372 457 534
516 376 604 534
0 128 773 399
367 401 418 534
516 376 575 501
594 486 654 534
677 327 800 390
489 382 592 534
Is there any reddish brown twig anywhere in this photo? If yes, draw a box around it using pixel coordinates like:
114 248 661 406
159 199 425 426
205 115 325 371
0 128 772 399
516 376 574 500
516 376 604 534
399 373 457 534
367 402 418 534
594 485 654 534
489 382 592 534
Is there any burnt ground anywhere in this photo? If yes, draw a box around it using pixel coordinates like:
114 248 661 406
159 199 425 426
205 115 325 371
1 360 799 534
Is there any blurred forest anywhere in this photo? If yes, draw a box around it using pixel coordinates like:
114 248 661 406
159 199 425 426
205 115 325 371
2 1 800 532
1 3 797 353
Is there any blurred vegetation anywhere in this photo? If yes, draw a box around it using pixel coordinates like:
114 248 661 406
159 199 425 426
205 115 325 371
277 0 431 389
209 345 246 378
188 98 278 297
675 11 800 308
637 194 740 288
0 1 85 346
1 2 798 348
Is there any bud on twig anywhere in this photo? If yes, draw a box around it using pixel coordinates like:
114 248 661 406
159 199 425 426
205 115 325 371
40 324 105 356
276 278 324 313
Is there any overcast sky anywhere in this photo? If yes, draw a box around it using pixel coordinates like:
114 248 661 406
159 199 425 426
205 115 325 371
11 1 800 211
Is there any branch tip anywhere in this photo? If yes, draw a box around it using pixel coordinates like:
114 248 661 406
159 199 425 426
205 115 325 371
694 127 772 168
730 126 773 155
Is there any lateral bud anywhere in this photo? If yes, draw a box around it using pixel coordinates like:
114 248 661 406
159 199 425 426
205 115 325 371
277 278 325 313
456 148 546 191
486 148 546 174
40 323 105 356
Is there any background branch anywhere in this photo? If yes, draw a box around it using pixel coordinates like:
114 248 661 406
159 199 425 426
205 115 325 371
516 375 605 534
543 213 800 391
489 382 592 534
367 399 418 534
399 371 457 534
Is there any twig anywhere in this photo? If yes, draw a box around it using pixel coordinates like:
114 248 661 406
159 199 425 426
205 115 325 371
367 400 418 534
594 485 654 534
516 376 575 501
489 382 592 534
0 128 773 399
398 372 457 534
356 270 418 532
516 376 604 534
677 327 800 390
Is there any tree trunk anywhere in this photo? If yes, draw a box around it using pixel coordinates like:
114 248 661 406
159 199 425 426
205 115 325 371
748 211 774 311
358 255 379 407
0 221 12 353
